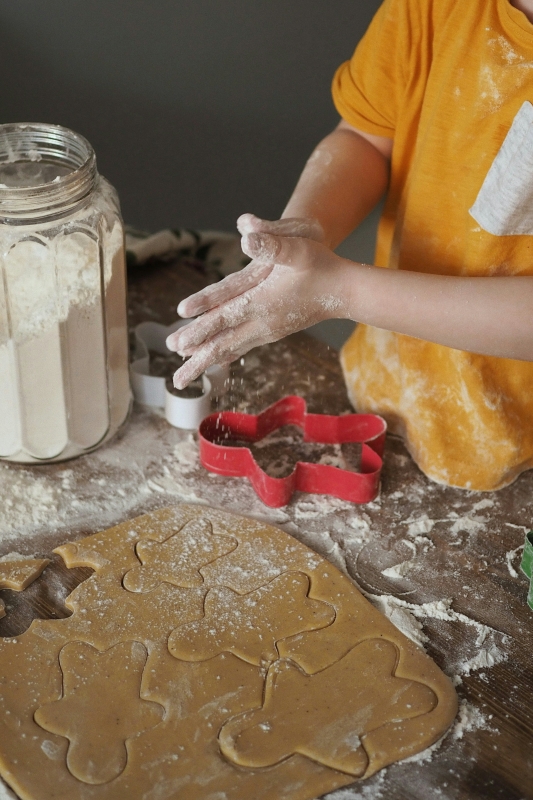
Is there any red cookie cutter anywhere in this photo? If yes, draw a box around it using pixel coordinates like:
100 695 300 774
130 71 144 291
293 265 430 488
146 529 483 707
198 395 387 507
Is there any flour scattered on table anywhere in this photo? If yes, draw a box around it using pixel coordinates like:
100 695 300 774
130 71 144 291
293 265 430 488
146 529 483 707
370 595 428 650
172 434 199 472
0 472 59 540
505 544 525 579
368 593 508 683
293 494 354 521
0 779 17 800
345 513 372 545
381 559 416 579
404 514 436 537
400 699 492 766
453 699 492 740
400 732 448 764
459 644 506 676
296 528 350 576
324 771 387 799
447 505 489 536
0 409 201 550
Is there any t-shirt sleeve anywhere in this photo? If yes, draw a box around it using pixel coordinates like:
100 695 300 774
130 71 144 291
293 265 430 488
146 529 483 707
332 0 422 138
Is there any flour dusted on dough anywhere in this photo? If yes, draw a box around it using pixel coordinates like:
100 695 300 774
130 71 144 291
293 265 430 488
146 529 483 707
0 552 35 562
0 506 458 800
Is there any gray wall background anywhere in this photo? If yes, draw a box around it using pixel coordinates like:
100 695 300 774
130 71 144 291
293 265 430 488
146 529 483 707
1 0 383 346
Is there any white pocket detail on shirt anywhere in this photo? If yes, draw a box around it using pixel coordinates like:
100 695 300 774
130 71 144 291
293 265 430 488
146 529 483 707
470 100 533 236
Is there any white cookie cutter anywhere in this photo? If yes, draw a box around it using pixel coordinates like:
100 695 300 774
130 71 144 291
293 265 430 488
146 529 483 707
130 321 229 430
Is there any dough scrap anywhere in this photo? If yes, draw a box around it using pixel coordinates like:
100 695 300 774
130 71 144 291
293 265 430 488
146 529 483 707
219 638 436 775
0 556 49 619
35 641 164 785
123 517 237 592
0 505 458 800
168 571 336 665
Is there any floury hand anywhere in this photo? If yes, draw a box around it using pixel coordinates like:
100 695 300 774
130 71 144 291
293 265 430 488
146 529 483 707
166 214 348 389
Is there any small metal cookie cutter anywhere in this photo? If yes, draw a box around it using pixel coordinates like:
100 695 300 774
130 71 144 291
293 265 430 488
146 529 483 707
520 531 533 611
130 321 229 430
198 395 387 507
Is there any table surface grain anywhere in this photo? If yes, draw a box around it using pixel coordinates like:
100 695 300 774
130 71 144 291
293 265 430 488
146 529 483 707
1 257 532 800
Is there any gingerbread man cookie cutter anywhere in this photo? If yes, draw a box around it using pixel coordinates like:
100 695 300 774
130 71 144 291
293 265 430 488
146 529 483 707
198 395 387 507
130 321 229 430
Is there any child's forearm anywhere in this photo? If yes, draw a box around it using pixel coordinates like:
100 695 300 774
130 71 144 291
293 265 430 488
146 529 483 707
339 259 533 361
282 122 391 249
169 231 533 389
174 122 392 323
170 123 533 387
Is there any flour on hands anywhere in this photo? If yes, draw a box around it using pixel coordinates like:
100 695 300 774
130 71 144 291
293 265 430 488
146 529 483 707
167 214 351 388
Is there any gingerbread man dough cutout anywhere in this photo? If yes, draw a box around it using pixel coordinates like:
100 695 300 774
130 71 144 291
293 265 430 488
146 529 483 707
169 571 336 666
123 517 237 592
220 638 437 776
35 641 164 785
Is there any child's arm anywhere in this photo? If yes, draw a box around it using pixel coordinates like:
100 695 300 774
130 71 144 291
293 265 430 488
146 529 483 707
281 120 392 250
168 121 392 385
174 121 391 321
242 233 533 361
168 124 533 389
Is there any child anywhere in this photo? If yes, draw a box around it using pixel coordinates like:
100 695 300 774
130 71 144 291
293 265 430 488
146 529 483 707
167 0 533 492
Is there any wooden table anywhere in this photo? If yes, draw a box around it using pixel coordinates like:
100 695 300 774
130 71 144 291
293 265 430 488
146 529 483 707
1 257 532 800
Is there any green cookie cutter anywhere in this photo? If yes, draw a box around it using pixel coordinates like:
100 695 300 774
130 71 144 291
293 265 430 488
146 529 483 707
520 531 533 611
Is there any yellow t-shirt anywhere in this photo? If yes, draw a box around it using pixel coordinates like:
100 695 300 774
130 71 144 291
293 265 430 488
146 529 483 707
332 0 533 491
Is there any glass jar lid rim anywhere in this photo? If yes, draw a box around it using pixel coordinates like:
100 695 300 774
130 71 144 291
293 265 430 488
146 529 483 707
0 122 95 189
0 122 98 219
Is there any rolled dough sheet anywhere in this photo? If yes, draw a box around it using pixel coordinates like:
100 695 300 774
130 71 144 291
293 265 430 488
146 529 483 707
0 505 457 799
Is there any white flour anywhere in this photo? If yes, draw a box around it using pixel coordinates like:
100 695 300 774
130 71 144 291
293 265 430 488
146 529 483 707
0 180 120 343
452 699 491 740
324 771 387 799
0 780 16 800
381 560 416 579
459 645 504 676
368 594 508 680
404 514 436 537
0 412 151 548
0 173 128 463
505 544 525 578
399 700 491 767
0 552 38 562
369 595 428 650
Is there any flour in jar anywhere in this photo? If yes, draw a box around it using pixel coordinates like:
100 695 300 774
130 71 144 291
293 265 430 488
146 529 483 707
0 177 121 342
0 166 129 463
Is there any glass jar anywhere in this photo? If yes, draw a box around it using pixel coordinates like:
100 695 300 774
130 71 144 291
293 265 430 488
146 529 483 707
0 123 131 463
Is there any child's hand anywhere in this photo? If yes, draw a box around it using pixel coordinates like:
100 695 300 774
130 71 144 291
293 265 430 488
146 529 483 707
167 216 353 389
175 213 325 319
